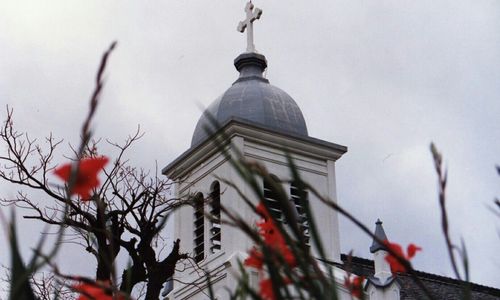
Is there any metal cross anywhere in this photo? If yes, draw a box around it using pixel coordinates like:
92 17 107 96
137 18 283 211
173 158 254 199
237 1 263 53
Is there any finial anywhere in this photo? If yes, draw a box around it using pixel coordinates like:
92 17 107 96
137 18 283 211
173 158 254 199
237 1 263 53
370 219 388 253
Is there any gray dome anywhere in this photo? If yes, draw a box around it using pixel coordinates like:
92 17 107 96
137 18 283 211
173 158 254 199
191 53 308 146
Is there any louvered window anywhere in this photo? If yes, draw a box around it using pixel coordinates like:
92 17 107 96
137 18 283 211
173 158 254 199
263 176 283 223
290 182 310 245
193 193 205 263
210 181 221 254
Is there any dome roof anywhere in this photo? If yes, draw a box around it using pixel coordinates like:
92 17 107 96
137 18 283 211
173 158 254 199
191 52 308 146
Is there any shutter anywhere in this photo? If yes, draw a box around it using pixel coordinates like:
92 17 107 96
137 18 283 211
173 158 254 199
210 182 222 253
193 193 204 262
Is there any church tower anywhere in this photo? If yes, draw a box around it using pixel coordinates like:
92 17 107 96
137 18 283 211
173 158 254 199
162 2 347 299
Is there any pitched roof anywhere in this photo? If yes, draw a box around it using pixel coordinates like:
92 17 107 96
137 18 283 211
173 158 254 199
338 254 500 300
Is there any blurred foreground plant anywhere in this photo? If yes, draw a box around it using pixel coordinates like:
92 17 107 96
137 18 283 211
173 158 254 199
0 42 189 300
197 125 434 300
0 41 492 300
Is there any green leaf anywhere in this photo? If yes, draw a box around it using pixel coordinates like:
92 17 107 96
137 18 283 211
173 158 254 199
8 215 37 300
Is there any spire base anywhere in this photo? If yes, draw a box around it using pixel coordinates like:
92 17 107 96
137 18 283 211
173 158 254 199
233 52 269 84
234 52 267 72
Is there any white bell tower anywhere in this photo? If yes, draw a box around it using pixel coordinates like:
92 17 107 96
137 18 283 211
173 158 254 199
162 2 347 299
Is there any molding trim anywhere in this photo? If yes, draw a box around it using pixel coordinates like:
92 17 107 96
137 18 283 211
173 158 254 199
163 118 347 180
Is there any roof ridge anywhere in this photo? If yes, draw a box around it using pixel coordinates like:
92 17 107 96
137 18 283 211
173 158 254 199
340 254 500 295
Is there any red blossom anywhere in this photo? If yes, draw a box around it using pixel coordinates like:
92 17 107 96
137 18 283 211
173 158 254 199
244 202 296 269
74 281 125 300
54 157 109 200
259 277 292 300
244 202 297 300
344 275 364 299
407 243 421 258
259 278 275 300
245 248 264 269
384 241 422 273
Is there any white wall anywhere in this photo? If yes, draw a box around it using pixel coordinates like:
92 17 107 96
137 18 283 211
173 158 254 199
168 129 345 299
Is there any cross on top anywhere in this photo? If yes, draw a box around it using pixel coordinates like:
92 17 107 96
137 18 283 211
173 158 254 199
237 1 263 53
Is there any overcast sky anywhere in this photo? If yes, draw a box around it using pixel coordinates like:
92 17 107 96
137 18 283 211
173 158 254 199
1 0 499 291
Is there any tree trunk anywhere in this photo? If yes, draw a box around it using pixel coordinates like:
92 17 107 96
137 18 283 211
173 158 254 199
144 239 186 300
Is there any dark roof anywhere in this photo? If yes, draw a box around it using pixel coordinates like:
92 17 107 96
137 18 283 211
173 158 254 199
370 219 389 253
191 52 308 146
338 254 500 300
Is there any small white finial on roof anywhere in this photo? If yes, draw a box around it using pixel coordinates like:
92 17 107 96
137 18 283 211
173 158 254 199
237 1 263 53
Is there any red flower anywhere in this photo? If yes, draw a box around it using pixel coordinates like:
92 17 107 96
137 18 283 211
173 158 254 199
244 203 297 300
384 241 422 273
259 278 275 300
54 157 109 200
259 277 292 300
245 248 264 269
344 275 364 299
244 203 296 269
74 281 124 300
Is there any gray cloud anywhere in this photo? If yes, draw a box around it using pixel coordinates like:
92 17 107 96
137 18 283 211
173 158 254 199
1 0 499 290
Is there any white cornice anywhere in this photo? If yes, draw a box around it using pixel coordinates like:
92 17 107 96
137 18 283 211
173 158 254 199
163 118 347 180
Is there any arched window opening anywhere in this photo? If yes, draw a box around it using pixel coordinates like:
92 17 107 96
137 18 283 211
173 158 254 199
193 193 205 263
210 181 221 254
263 175 283 223
290 182 310 245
